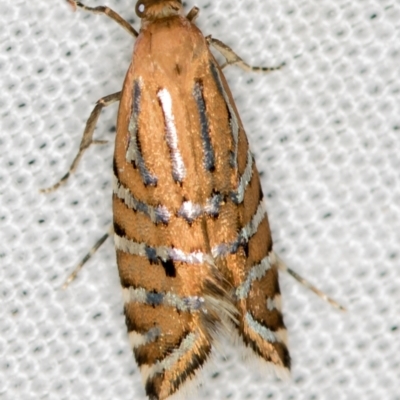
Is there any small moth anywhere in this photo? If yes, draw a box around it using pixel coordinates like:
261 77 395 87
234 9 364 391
43 1 343 399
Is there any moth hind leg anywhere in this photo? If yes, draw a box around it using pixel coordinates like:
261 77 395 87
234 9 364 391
207 36 285 72
276 254 346 311
41 92 121 193
62 226 113 289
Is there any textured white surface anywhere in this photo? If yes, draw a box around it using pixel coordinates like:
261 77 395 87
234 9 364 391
1 0 400 399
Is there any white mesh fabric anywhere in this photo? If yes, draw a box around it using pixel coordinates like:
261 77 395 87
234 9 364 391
1 0 400 399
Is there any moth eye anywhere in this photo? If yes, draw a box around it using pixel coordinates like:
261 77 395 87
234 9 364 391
135 1 146 17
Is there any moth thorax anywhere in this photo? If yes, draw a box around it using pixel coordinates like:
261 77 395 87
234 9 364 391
135 0 183 21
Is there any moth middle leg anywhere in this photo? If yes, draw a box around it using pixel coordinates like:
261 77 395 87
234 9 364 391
41 91 121 193
207 36 285 72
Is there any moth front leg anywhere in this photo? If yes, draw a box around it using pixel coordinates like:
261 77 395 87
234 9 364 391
67 0 139 37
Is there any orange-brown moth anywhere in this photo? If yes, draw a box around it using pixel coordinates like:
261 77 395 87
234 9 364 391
116 3 290 399
46 0 291 399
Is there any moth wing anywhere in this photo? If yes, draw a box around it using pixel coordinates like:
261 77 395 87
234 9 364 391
113 15 238 400
202 45 291 373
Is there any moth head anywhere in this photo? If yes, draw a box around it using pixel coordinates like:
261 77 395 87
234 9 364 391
135 0 184 20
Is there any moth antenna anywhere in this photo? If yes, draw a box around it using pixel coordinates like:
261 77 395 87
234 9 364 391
186 6 200 22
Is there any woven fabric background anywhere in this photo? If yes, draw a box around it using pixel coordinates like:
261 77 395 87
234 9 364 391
1 0 399 399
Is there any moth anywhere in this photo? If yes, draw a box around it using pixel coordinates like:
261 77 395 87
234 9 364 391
43 1 343 399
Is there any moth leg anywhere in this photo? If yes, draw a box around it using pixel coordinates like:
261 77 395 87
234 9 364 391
66 0 138 38
275 254 346 311
41 91 121 193
207 36 285 72
62 226 113 289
